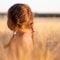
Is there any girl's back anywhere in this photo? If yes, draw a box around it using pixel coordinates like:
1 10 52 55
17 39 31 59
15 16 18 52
5 30 33 60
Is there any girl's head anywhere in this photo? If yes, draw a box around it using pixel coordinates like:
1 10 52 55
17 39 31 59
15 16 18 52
7 3 33 32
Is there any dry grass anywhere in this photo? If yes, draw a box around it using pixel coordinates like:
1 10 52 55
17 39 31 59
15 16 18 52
0 17 60 60
34 17 60 60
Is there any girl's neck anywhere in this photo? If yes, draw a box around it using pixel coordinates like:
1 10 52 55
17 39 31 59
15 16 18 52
13 28 32 37
15 27 32 33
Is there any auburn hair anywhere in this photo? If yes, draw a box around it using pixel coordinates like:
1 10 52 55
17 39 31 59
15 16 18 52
7 3 33 31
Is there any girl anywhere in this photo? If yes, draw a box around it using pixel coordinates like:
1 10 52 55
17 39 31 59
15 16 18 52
5 3 34 60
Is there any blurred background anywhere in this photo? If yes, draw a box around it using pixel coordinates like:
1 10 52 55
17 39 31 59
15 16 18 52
0 0 60 43
0 0 60 60
0 0 60 42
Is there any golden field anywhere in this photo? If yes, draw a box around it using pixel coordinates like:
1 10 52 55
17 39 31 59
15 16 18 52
0 17 60 60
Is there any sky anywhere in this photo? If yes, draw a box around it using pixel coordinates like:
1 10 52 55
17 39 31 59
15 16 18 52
0 0 60 13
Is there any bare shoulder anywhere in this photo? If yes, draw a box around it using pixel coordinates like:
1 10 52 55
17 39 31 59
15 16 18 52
0 42 8 60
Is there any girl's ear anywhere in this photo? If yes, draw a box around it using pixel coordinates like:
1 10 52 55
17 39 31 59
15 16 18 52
7 19 15 31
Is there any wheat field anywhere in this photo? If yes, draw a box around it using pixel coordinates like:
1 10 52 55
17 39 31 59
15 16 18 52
0 17 60 60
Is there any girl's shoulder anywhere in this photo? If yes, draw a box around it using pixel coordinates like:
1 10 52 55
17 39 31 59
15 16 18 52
0 42 8 60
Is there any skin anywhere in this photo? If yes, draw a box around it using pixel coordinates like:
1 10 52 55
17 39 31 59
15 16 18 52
5 26 34 60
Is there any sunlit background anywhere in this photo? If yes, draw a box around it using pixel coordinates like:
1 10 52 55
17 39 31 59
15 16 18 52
0 0 60 13
0 1 60 60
